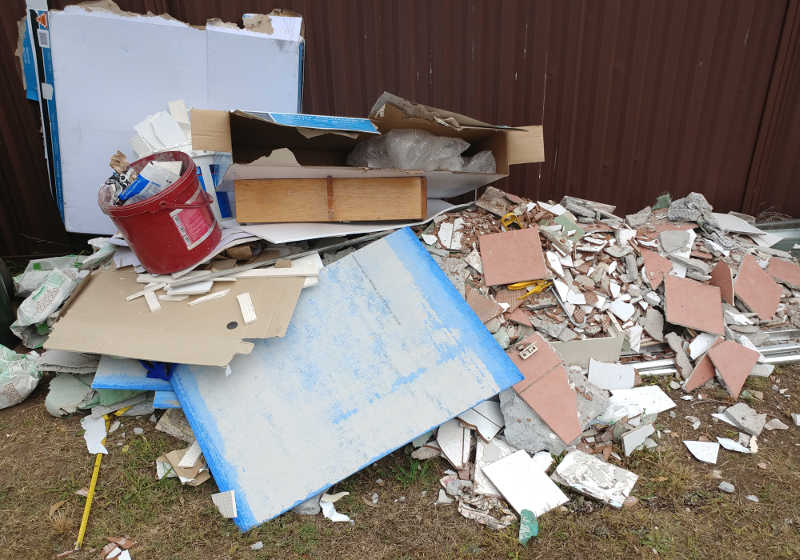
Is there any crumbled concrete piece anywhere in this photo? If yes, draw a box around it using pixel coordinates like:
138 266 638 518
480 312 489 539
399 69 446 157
718 481 735 494
566 368 611 430
250 541 264 550
292 493 322 515
133 427 144 436
605 245 632 258
667 192 717 227
435 489 454 505
764 418 789 431
484 316 503 334
643 308 664 342
626 206 651 228
644 291 661 306
792 413 800 427
745 495 759 503
622 254 639 283
724 403 767 437
492 328 511 349
558 327 578 343
499 389 569 455
664 332 684 354
669 381 681 390
710 469 723 479
659 229 692 254
685 416 701 430
531 316 566 339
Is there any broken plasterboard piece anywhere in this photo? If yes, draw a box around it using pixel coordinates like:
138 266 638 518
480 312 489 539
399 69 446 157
716 437 751 454
684 441 719 464
169 228 523 530
482 450 568 517
622 423 655 456
212 491 237 518
551 450 638 508
688 333 719 360
81 415 108 455
457 400 504 441
588 359 635 390
437 418 473 469
598 385 676 424
551 335 624 368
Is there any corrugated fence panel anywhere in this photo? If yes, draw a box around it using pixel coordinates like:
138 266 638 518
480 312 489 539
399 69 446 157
744 0 800 218
0 0 793 256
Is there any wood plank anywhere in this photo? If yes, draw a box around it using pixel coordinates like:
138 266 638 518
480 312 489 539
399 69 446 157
234 177 426 222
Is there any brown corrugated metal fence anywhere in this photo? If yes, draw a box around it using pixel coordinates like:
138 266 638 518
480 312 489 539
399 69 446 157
1 0 797 257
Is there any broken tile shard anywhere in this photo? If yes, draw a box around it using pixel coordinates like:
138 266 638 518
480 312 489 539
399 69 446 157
708 341 760 399
458 401 504 441
709 261 734 304
588 359 635 391
767 258 800 289
664 275 723 335
735 254 782 321
684 441 719 464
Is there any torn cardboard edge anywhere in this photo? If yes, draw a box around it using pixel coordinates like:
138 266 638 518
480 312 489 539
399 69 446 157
190 92 544 202
44 268 304 366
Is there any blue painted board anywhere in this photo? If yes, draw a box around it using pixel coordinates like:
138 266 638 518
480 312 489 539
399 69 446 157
153 390 181 409
171 228 523 530
92 355 172 392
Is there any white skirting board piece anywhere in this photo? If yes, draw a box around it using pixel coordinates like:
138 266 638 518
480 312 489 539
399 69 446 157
170 228 523 530
482 450 568 517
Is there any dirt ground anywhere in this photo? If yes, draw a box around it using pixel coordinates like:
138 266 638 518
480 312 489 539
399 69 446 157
1 366 799 560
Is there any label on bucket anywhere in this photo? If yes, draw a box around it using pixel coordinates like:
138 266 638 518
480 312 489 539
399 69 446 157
170 190 215 251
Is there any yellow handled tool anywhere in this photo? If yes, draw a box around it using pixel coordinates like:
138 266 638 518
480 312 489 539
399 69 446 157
74 406 131 551
501 212 522 230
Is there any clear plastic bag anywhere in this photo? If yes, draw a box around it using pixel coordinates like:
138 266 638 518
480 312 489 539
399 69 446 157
348 129 490 172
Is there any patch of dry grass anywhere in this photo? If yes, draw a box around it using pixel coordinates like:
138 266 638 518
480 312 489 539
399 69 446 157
0 366 799 559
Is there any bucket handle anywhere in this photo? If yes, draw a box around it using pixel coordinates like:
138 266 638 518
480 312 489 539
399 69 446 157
154 192 214 213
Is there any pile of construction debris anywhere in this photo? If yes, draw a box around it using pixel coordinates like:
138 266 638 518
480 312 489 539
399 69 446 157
2 187 800 544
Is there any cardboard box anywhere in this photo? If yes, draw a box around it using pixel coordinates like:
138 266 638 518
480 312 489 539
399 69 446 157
190 92 545 207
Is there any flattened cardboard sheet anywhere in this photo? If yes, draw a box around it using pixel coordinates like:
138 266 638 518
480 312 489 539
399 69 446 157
45 268 304 366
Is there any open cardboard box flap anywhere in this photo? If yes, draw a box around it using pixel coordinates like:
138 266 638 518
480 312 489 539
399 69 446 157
190 92 544 200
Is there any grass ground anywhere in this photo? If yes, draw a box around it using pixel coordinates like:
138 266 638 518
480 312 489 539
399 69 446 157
1 367 799 559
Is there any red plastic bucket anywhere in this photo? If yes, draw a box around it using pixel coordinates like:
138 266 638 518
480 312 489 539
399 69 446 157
99 151 221 274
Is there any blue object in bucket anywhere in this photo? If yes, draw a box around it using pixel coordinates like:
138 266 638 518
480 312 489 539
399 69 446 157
118 175 152 202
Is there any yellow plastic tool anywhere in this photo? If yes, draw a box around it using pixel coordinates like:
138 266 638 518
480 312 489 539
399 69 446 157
74 406 131 551
501 212 522 230
507 279 552 301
